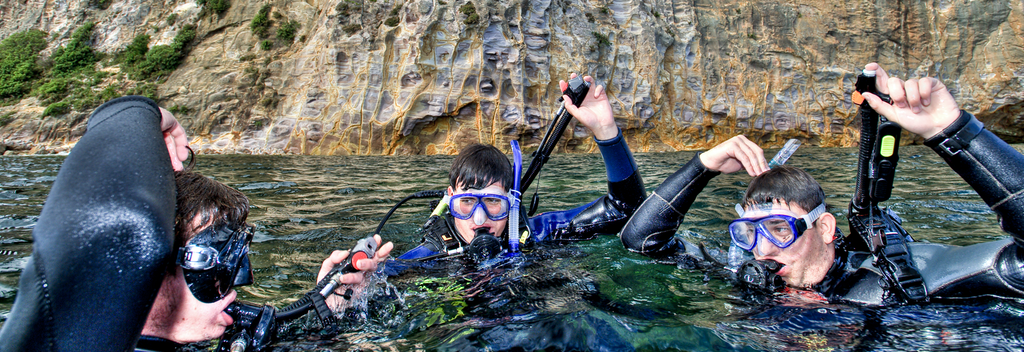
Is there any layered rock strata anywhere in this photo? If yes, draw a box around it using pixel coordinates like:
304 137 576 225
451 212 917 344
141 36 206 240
1 0 1022 155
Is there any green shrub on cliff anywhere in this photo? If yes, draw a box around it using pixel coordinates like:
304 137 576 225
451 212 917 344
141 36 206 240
121 34 150 66
459 2 479 25
126 82 158 101
50 22 98 77
277 20 300 43
134 25 196 79
197 0 231 16
459 2 476 15
592 32 611 47
251 5 272 38
35 78 69 104
0 30 48 100
42 101 70 117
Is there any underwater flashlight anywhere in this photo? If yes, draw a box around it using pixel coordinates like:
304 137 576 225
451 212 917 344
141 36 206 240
319 236 378 297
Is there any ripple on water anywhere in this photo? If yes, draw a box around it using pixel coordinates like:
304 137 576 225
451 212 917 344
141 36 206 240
236 181 298 191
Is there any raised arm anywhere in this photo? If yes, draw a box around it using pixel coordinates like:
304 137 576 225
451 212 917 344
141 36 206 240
620 136 768 256
0 96 180 351
528 75 646 241
862 63 1024 246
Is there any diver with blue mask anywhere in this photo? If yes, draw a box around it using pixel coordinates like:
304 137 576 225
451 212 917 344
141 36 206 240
618 63 1024 306
395 74 646 263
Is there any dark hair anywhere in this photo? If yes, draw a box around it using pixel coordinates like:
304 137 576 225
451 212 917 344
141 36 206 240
743 166 826 214
173 171 250 249
449 143 513 192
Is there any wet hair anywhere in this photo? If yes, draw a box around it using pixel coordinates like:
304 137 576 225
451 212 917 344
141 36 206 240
743 165 826 215
449 143 513 192
173 171 250 249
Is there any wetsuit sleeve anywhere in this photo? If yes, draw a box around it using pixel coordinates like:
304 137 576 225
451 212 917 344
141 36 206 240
924 111 1024 246
619 154 720 256
0 96 176 351
529 130 646 242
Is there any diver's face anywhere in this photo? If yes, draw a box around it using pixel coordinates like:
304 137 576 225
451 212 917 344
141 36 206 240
745 201 836 290
143 219 244 343
449 182 508 243
143 267 237 343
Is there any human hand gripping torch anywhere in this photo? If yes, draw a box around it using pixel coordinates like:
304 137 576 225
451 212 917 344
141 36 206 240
219 236 379 352
318 236 379 298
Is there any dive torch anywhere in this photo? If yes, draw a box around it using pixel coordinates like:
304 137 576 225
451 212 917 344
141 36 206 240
218 236 379 352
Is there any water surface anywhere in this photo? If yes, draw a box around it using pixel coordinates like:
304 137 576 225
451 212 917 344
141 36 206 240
2 146 1023 351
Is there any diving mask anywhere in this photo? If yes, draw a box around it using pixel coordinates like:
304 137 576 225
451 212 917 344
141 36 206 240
176 223 255 303
449 193 511 221
729 203 826 252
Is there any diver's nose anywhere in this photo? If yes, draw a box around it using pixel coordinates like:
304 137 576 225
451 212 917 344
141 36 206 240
754 234 781 257
473 206 487 225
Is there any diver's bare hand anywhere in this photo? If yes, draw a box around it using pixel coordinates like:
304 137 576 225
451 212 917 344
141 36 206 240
561 74 619 141
699 135 768 176
159 107 189 171
316 235 393 285
861 63 961 139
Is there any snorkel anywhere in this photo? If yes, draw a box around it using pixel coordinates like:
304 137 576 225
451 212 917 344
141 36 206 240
508 140 523 252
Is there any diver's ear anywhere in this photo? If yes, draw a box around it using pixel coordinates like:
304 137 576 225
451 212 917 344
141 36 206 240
817 212 837 245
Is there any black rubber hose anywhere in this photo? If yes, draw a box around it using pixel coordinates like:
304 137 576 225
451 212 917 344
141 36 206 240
373 190 445 235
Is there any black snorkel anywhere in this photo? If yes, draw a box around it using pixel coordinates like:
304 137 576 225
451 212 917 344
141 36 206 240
217 236 379 352
847 67 927 303
520 75 591 215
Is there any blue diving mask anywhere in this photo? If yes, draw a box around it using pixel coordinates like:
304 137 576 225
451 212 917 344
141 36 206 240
176 223 255 303
729 203 827 252
449 193 511 221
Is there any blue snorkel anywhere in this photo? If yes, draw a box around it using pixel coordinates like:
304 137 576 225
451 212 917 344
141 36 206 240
508 140 523 252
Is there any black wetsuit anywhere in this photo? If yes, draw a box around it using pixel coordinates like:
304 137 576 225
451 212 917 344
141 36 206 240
0 97 176 351
620 111 1024 306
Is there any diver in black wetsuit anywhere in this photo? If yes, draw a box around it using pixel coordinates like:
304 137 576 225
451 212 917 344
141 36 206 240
396 74 646 262
619 63 1024 306
0 96 391 351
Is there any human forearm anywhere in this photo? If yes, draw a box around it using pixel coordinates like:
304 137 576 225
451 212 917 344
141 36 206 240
925 111 1024 245
0 96 175 350
620 154 719 256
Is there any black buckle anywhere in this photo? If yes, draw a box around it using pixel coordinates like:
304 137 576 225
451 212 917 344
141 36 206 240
931 112 984 157
938 138 963 156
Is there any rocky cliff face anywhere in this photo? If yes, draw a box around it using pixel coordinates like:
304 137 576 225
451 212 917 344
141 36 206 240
1 0 1022 155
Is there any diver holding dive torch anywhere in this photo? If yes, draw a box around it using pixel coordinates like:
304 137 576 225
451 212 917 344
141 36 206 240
218 236 384 352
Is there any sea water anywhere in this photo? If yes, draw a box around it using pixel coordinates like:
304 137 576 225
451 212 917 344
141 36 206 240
2 146 1023 351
